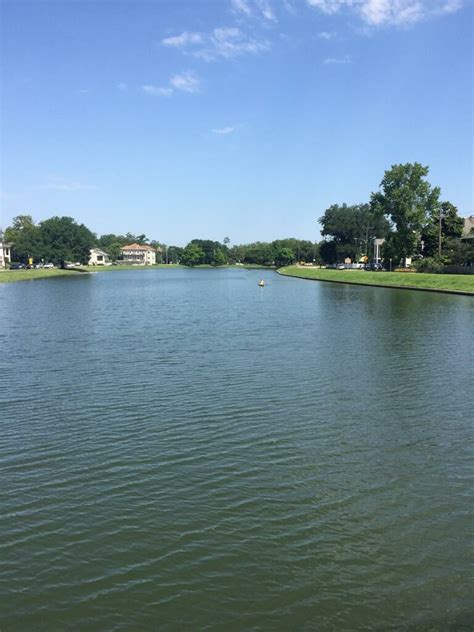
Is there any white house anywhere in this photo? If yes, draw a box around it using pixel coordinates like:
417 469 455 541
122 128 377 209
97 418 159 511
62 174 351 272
89 248 111 266
120 243 157 265
0 230 13 268
461 216 474 240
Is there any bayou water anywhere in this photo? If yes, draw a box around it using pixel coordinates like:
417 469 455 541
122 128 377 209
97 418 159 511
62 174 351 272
1 268 472 630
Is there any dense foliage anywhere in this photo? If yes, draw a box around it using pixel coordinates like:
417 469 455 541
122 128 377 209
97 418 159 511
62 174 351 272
6 215 96 266
319 163 469 268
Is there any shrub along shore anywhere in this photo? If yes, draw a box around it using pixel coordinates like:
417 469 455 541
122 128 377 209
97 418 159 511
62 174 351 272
278 266 474 295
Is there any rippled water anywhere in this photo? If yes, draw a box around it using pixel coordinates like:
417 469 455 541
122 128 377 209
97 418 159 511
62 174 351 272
1 268 473 631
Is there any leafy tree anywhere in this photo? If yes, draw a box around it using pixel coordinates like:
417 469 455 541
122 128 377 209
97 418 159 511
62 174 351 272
98 233 128 248
319 203 390 261
442 237 474 266
167 246 183 264
242 242 274 265
39 216 96 266
189 239 225 265
123 232 148 245
213 249 227 266
107 242 124 261
371 163 440 264
5 215 43 263
421 201 464 258
271 238 316 263
274 246 295 267
319 240 338 264
181 243 205 266
229 244 246 264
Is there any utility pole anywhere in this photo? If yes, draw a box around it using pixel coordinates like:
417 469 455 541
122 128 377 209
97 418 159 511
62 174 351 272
438 210 444 258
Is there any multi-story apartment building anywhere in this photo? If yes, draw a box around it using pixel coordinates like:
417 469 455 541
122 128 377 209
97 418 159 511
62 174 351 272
120 243 157 265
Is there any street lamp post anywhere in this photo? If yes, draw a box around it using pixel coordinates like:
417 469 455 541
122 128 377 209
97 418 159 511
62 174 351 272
438 209 444 258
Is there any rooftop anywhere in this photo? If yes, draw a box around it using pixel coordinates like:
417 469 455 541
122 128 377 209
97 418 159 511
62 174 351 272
121 243 156 251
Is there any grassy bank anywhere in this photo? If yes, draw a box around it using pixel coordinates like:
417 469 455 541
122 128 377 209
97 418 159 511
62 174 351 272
0 263 270 284
78 264 183 272
0 264 183 283
0 268 84 284
278 266 474 295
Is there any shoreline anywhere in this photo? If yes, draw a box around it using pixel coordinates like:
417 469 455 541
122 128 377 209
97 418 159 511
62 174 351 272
277 266 474 296
0 263 273 284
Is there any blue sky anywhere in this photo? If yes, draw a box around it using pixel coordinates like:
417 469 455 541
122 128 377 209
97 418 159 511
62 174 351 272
1 0 472 245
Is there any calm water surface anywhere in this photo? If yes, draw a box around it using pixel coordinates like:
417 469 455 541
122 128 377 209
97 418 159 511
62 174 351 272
1 268 473 631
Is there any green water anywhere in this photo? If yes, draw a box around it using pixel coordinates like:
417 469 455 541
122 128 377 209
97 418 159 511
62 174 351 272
1 268 473 631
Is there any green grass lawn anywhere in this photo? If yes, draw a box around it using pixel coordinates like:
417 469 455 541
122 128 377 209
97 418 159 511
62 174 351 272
0 264 184 283
278 266 474 294
0 268 84 283
0 263 264 283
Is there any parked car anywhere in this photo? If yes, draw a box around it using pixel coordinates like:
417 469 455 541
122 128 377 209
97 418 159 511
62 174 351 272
365 262 384 271
9 263 26 270
43 262 55 269
336 263 346 270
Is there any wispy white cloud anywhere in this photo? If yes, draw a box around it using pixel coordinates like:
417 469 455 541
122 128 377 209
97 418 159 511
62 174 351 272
170 71 200 93
231 0 277 21
212 126 235 134
164 26 271 61
323 55 352 64
281 0 297 14
307 0 463 26
42 177 97 192
162 31 204 48
142 72 200 97
142 84 173 96
359 0 423 26
255 0 277 21
307 0 349 15
318 31 335 39
436 0 463 14
231 0 253 16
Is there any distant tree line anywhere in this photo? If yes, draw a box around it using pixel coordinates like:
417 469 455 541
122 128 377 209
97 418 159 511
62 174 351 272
4 217 320 268
4 162 472 269
178 238 318 267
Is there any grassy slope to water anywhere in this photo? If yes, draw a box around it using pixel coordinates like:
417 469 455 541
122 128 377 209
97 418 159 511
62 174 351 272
0 269 83 284
278 266 474 294
0 264 183 283
0 263 270 284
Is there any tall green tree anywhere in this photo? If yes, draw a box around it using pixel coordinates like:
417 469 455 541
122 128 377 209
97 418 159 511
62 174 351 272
181 243 205 266
421 201 464 258
189 239 226 265
39 216 97 265
274 246 295 267
319 240 338 264
167 246 183 264
213 249 227 266
5 215 43 263
371 163 440 264
319 203 389 261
